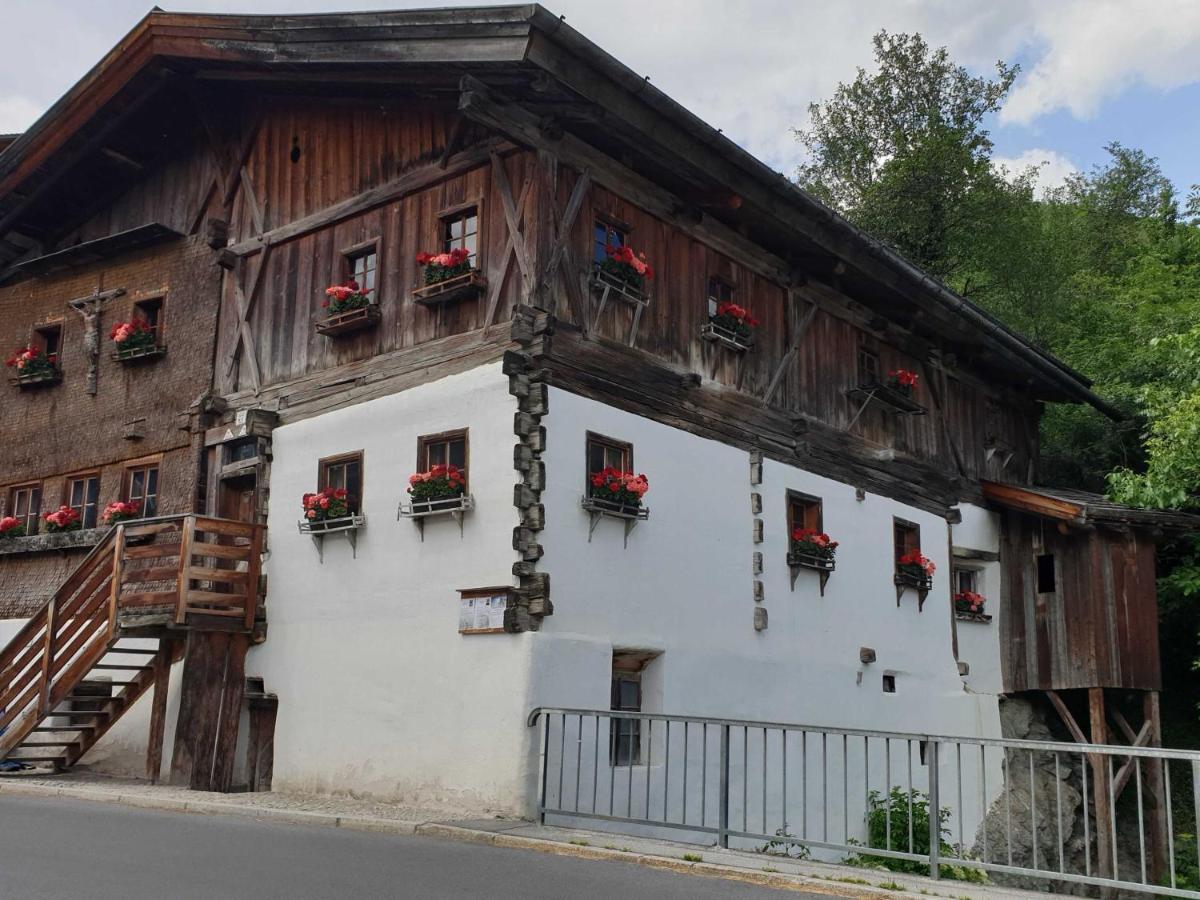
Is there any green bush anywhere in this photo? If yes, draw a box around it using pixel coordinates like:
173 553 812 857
845 787 986 884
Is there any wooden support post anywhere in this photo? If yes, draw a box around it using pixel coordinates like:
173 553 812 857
37 599 58 717
1144 691 1169 883
170 631 248 792
108 525 126 634
146 639 173 784
1089 687 1115 881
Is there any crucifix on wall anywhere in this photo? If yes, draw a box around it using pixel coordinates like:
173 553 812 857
68 285 125 395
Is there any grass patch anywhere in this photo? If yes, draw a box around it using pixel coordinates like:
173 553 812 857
568 839 589 847
682 853 704 863
877 881 905 891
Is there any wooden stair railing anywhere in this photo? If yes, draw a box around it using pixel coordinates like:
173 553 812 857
0 515 263 767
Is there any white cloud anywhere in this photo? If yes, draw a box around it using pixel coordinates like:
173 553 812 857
0 95 43 134
999 0 1200 124
993 148 1079 197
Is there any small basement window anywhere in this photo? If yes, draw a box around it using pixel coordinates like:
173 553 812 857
611 651 654 766
441 207 479 268
587 432 632 482
1037 554 1057 594
125 462 159 518
882 674 896 694
134 297 164 342
66 473 101 529
417 429 468 487
345 243 379 294
319 452 363 515
594 218 627 266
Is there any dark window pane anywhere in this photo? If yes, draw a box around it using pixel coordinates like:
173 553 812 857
448 438 466 469
1037 554 1056 593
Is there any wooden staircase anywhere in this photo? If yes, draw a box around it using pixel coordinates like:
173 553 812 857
0 515 263 771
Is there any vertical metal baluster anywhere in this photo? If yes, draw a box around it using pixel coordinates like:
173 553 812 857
1055 752 1064 874
743 725 749 834
1029 750 1037 872
1165 760 1176 889
664 720 671 823
843 734 849 846
575 714 583 812
980 744 988 864
863 735 870 844
1004 748 1013 867
884 738 891 852
1192 760 1200 888
558 713 566 813
906 739 913 855
682 722 689 826
645 718 653 819
956 742 963 858
1108 755 1118 880
823 731 829 843
782 729 788 836
609 712 616 816
592 714 600 814
701 723 708 828
626 713 634 819
1082 751 1091 877
1135 757 1147 885
928 740 940 880
718 724 730 848
539 712 550 824
802 730 809 840
762 727 768 837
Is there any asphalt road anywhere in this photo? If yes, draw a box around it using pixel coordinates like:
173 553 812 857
0 794 831 899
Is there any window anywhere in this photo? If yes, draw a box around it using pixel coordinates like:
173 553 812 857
441 208 479 268
417 430 468 485
954 567 979 595
587 433 632 482
319 452 363 515
893 519 920 566
345 244 378 294
594 218 627 266
1036 554 1056 594
134 297 164 343
707 276 734 316
8 483 41 535
610 652 646 766
857 342 880 386
65 473 101 529
34 323 62 361
125 463 159 518
882 674 897 694
787 492 823 536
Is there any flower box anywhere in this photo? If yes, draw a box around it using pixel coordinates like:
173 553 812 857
315 304 381 337
7 346 60 388
700 321 753 352
847 381 926 416
11 368 62 388
581 495 649 520
954 591 990 623
894 569 934 592
112 344 166 363
787 550 836 572
590 266 650 309
412 270 487 307
298 515 364 535
398 494 474 540
955 611 993 624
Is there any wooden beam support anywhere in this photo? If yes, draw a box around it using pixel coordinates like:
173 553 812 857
1089 687 1115 880
1045 690 1088 744
145 639 173 783
761 291 816 407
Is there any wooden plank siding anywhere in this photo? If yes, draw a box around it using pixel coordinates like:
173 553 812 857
999 509 1161 692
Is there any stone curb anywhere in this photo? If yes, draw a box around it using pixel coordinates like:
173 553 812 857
0 781 1011 899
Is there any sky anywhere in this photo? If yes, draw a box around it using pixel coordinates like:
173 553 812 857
1 0 1198 197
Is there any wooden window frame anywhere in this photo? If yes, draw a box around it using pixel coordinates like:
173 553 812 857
342 237 381 298
123 461 160 519
706 275 735 316
593 214 631 267
416 428 469 489
610 650 652 766
133 294 166 344
32 321 63 360
786 491 823 537
7 482 42 535
586 432 633 490
857 337 881 387
64 471 101 530
953 566 981 596
318 451 364 515
893 518 921 566
438 200 483 270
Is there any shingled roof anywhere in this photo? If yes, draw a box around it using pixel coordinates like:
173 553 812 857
982 481 1200 532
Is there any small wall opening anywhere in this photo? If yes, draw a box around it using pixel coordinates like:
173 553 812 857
1036 553 1056 593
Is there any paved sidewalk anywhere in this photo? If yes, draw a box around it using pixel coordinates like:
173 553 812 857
0 772 1040 899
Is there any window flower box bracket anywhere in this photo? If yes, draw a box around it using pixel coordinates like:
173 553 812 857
589 268 649 347
11 368 63 389
845 382 927 430
786 551 835 596
397 494 474 541
700 321 753 352
111 344 167 364
894 570 933 610
297 514 366 563
955 611 993 624
581 495 649 548
315 304 381 337
412 270 487 308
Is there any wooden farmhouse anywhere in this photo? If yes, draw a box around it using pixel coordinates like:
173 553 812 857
0 5 1192 858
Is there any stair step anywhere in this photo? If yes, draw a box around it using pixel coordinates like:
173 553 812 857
75 681 138 689
18 741 80 747
53 709 109 717
6 756 65 763
32 726 95 732
105 647 157 655
92 664 152 672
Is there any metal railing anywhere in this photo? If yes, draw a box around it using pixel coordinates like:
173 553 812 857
528 707 1200 898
